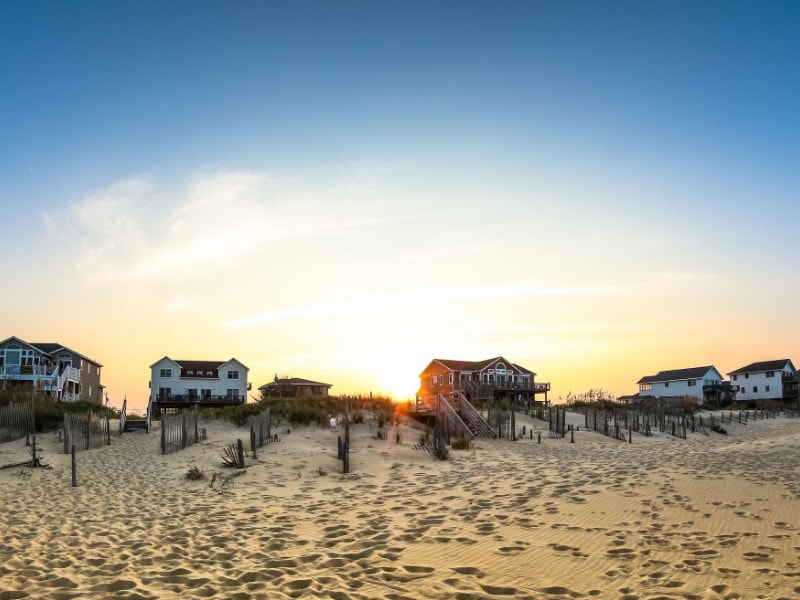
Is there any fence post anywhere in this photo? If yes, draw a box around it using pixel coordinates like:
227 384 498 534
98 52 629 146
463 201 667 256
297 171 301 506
250 429 257 459
194 404 199 443
63 414 69 455
237 439 245 469
71 444 77 487
161 418 166 455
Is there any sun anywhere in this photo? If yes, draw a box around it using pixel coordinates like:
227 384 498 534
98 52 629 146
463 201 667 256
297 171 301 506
371 348 421 401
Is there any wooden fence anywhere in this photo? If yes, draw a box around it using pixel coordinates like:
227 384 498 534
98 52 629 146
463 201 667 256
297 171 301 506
249 407 272 456
63 409 112 453
161 405 201 455
0 400 35 443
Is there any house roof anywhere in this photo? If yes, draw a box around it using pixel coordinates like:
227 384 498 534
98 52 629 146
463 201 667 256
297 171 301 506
420 357 537 377
0 336 102 367
259 377 332 389
728 359 795 375
637 366 719 385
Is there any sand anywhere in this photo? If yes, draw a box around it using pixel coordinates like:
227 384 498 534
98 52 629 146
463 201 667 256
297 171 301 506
2 410 800 599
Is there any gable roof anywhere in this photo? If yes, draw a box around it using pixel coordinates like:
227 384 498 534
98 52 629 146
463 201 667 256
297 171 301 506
0 337 102 367
728 359 795 375
638 366 720 385
260 377 332 389
420 357 536 377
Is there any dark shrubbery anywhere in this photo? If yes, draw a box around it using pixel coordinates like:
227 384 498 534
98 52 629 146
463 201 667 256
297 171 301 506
200 394 398 429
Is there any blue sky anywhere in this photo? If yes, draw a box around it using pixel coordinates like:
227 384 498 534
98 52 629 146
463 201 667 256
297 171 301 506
2 1 799 406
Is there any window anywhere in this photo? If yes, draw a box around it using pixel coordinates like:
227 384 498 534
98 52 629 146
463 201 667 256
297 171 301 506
228 370 239 379
733 374 738 381
766 385 770 392
448 373 454 384
158 387 171 399
688 379 696 387
438 375 443 385
431 376 436 386
664 382 669 388
187 371 194 376
227 389 239 398
766 371 775 378
160 368 172 378
753 386 757 393
206 371 213 376
745 373 749 379
202 389 212 400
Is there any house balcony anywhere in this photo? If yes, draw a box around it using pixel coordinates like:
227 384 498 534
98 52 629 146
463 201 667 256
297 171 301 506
153 394 246 408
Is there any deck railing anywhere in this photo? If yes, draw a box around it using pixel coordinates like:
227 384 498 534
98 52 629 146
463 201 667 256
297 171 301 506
458 393 497 438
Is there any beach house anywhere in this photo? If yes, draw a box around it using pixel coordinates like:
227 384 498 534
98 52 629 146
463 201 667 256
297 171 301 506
728 359 797 403
0 335 104 404
417 356 550 406
636 365 735 405
149 357 250 413
259 376 332 398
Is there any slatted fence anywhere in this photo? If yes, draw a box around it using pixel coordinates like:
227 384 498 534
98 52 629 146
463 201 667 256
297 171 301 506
161 405 200 455
63 409 112 453
249 407 272 456
0 400 35 443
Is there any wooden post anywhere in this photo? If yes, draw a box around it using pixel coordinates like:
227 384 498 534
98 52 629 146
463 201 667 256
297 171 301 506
537 432 541 444
105 408 111 445
194 404 199 443
181 412 187 449
63 414 69 455
31 435 37 466
629 429 632 444
250 428 257 458
71 444 77 487
237 439 245 469
337 436 343 459
570 427 574 443
161 418 166 455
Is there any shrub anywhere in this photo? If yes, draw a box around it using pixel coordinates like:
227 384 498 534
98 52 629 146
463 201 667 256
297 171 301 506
711 423 727 435
451 437 471 450
185 466 205 480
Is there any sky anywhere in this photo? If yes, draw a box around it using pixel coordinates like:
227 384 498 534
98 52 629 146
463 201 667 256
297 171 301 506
2 1 799 409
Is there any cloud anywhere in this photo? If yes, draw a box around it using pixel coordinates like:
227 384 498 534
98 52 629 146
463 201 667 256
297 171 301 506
46 169 402 288
221 281 635 329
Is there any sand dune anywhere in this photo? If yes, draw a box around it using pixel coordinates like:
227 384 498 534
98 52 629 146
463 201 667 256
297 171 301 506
2 410 800 599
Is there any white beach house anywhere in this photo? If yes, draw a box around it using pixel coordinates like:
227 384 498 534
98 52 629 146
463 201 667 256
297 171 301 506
728 359 796 402
149 356 250 412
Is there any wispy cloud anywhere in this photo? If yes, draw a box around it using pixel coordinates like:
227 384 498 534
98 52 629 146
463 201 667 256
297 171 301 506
221 282 635 329
45 169 404 287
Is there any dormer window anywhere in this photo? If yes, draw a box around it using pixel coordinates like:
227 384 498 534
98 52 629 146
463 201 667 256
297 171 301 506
187 370 194 376
206 371 213 376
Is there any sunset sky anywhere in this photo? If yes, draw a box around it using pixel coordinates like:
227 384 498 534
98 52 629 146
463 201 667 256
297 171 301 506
2 1 799 409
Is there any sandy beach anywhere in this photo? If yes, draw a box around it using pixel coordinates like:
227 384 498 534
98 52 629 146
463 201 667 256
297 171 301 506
2 410 800 599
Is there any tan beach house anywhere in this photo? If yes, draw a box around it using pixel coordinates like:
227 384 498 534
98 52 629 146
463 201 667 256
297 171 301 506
259 376 332 398
149 356 250 414
0 335 104 404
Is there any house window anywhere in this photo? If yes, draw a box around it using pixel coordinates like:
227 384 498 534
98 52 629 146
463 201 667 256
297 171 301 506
664 382 669 388
745 373 749 379
766 385 770 392
228 370 239 379
202 389 212 400
160 368 172 378
733 374 738 381
753 386 757 393
439 375 444 385
206 371 213 376
688 379 696 387
187 371 194 376
766 371 775 378
227 389 239 398
431 376 436 386
158 387 171 399
448 373 454 384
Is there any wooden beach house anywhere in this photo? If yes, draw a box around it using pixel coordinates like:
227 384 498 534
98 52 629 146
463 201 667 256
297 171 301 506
0 335 104 404
258 376 332 398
